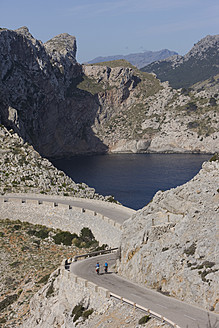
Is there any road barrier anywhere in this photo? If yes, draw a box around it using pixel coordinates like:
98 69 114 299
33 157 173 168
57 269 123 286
110 293 181 328
73 247 119 262
65 249 182 328
0 195 123 230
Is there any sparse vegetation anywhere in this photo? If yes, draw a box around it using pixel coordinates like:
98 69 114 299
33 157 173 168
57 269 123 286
138 315 151 325
71 303 93 323
184 243 196 256
0 219 98 326
209 153 219 162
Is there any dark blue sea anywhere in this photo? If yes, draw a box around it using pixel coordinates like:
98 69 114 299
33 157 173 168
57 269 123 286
52 154 210 210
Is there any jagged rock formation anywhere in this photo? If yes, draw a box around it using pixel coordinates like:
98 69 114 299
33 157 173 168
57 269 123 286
117 159 219 312
141 34 219 89
0 27 218 157
0 27 107 157
87 49 178 68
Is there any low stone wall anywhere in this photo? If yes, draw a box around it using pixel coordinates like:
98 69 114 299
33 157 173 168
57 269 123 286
0 199 121 247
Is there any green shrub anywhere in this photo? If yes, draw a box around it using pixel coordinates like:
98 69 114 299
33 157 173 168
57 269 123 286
82 308 93 319
202 261 215 268
13 224 21 230
27 229 37 236
37 274 50 284
27 228 49 239
80 227 95 243
46 280 54 298
35 229 49 239
71 304 85 322
209 153 219 162
0 294 19 311
53 231 78 246
138 315 151 324
106 195 118 203
184 243 196 256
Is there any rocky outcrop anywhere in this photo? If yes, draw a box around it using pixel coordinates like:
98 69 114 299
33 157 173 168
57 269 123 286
117 159 219 312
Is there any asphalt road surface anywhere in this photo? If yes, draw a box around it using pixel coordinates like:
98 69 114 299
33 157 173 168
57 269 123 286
71 253 219 328
1 194 135 224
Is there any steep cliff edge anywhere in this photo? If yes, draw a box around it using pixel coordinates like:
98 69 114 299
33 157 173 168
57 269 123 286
0 27 107 157
0 27 218 157
117 159 219 312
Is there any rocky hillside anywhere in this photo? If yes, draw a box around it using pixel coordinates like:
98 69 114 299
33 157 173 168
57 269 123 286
85 61 219 154
0 27 218 157
117 158 219 312
141 34 219 89
0 124 113 201
87 49 178 68
0 219 91 327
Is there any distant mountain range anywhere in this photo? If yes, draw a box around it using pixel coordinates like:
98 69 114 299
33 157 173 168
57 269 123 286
87 49 178 68
141 34 219 89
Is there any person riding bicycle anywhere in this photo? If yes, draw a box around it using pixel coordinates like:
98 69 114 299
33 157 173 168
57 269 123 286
104 261 108 273
96 262 100 274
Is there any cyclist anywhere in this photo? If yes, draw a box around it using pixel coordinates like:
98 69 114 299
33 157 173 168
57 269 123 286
96 262 100 274
104 261 108 273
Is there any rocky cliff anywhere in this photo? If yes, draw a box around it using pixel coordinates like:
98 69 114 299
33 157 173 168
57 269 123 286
0 27 218 157
117 158 219 312
85 61 219 154
0 27 107 157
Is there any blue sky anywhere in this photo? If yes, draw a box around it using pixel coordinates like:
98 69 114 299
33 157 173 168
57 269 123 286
1 0 218 63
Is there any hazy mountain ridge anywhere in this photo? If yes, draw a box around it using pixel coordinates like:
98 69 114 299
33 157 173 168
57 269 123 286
87 49 178 68
141 34 219 89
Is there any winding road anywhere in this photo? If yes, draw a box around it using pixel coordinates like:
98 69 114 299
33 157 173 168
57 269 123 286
0 194 135 224
2 194 219 327
71 253 219 328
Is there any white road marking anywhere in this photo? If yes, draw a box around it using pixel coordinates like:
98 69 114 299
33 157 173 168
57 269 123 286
184 314 196 321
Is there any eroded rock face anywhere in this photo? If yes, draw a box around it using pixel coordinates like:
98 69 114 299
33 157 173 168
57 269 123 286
0 27 106 157
117 160 219 312
0 27 218 157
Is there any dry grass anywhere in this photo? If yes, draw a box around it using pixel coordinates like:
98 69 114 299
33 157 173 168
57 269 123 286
0 219 87 327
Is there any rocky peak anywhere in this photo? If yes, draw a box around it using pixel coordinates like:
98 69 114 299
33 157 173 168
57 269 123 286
15 26 33 38
44 33 79 83
184 34 219 61
44 33 77 62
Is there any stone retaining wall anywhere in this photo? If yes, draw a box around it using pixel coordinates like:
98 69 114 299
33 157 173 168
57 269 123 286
0 199 121 247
